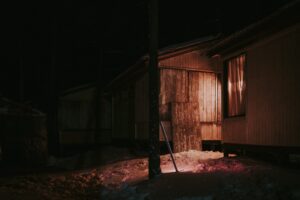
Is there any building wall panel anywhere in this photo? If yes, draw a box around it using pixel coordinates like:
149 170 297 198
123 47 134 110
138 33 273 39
201 123 222 140
159 69 188 104
222 25 300 147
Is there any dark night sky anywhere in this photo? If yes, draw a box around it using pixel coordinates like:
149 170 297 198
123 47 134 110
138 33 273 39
1 0 293 109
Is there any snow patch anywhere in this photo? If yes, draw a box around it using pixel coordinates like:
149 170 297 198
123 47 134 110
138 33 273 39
175 196 213 200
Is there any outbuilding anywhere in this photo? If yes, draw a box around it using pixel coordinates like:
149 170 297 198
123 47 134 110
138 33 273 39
209 1 300 158
107 36 222 152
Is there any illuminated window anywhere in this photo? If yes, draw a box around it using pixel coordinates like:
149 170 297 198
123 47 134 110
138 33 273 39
224 54 246 117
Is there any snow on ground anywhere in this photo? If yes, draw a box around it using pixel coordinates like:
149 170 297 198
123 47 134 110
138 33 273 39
0 147 300 200
160 150 224 173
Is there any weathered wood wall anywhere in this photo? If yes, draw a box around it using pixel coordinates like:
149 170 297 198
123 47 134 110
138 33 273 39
59 87 112 146
112 91 127 139
172 102 202 152
110 48 222 150
159 59 222 152
222 24 300 147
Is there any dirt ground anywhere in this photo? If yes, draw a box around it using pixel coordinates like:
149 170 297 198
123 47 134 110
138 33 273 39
0 147 300 200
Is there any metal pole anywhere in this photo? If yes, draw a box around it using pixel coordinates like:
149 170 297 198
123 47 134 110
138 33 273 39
160 121 179 172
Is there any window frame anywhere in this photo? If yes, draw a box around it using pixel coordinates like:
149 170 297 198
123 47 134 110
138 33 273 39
223 53 247 118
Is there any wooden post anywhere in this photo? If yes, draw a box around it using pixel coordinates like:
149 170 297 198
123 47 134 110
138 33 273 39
148 0 161 179
95 48 103 145
47 11 59 156
19 39 24 103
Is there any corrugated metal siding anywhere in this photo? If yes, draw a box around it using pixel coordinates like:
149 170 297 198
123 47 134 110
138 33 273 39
223 24 300 146
159 50 215 71
223 118 247 144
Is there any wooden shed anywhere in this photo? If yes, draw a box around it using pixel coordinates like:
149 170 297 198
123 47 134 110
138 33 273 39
209 1 300 157
107 36 222 152
0 97 48 166
58 84 111 153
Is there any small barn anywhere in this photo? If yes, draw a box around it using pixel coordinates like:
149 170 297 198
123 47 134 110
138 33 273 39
58 84 111 153
209 1 300 157
0 97 48 166
107 36 222 152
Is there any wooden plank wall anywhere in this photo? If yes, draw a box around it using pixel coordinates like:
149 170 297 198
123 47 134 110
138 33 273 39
159 67 222 152
159 69 188 104
59 90 112 145
95 98 112 144
222 25 300 147
59 100 96 130
172 102 201 152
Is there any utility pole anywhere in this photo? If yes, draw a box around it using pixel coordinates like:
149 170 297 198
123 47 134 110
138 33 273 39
148 0 161 179
95 47 103 146
47 6 59 156
19 39 24 103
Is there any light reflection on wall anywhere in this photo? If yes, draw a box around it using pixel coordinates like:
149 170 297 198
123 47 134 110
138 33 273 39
227 54 246 117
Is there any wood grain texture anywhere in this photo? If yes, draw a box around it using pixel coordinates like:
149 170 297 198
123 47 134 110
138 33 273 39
173 125 202 152
201 123 222 140
171 102 200 127
171 102 201 152
159 69 188 104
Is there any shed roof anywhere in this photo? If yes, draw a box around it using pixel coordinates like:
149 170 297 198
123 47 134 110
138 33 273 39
105 35 220 91
0 97 44 116
60 83 96 97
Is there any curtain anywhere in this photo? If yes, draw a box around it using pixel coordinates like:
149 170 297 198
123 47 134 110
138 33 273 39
227 54 246 117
